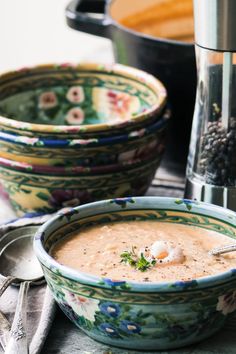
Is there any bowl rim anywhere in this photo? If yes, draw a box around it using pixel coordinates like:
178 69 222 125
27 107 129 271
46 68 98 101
0 149 162 176
34 196 236 293
0 112 169 148
0 154 159 179
0 62 167 134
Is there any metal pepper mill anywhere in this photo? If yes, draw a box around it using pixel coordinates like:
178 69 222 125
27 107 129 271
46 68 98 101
185 0 236 210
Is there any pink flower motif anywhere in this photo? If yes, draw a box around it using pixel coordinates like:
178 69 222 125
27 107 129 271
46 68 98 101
66 86 84 104
60 62 75 68
19 162 31 168
107 91 132 116
10 121 31 129
38 92 58 109
19 137 39 145
129 128 146 138
18 67 29 72
69 138 98 146
52 126 81 134
217 290 236 315
65 107 84 125
0 184 9 200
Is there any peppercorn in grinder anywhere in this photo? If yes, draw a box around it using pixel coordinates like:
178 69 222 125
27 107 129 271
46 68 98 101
185 0 236 210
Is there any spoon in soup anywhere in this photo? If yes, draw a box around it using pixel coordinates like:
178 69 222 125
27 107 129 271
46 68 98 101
0 226 44 354
209 243 236 256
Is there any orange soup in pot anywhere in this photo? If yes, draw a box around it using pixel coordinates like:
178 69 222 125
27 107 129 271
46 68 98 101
115 0 194 42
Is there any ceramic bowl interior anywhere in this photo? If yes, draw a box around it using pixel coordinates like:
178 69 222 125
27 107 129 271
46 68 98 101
0 63 166 135
34 197 236 350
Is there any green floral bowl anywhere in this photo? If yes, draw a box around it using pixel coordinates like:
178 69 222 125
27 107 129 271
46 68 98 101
0 158 159 215
0 63 166 138
0 114 168 167
34 197 236 351
0 149 160 176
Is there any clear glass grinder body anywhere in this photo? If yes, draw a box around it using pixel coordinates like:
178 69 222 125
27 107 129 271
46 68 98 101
185 0 236 210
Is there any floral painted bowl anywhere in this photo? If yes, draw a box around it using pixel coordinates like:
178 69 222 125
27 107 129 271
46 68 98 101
0 114 168 167
34 197 236 350
0 158 159 215
0 149 160 176
0 63 166 138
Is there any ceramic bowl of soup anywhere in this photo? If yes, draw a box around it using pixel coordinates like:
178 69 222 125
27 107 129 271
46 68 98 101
34 197 236 350
0 63 166 138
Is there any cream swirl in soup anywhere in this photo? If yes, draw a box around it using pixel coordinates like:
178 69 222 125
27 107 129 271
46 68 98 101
52 221 236 282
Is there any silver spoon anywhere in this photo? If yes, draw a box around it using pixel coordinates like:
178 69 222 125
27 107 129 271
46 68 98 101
209 243 236 256
0 311 11 350
0 226 44 354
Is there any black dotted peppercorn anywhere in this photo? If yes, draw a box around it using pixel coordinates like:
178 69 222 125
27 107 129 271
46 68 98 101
198 118 236 186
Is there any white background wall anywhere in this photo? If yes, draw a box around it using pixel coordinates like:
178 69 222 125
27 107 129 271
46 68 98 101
0 0 113 72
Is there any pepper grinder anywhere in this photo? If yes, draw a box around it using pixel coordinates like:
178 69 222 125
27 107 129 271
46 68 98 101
185 0 236 210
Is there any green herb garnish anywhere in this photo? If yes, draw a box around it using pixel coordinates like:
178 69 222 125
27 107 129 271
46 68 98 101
120 246 137 267
120 247 156 272
136 253 156 272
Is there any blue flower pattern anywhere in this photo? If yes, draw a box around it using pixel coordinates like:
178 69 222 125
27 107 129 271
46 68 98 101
99 323 119 337
119 320 141 334
99 302 121 318
103 278 126 287
95 305 143 339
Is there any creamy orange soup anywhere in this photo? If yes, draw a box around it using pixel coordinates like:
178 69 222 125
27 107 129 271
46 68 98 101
52 221 236 282
119 0 194 42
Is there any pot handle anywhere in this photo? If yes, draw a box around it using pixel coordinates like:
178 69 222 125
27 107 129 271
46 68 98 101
66 0 112 39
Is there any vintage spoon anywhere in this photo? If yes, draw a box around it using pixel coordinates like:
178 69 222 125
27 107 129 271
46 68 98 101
0 311 11 350
209 243 236 256
0 226 44 354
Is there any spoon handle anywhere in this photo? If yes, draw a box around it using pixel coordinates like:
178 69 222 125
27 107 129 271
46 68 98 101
0 276 17 297
209 243 236 256
5 281 30 354
0 311 11 350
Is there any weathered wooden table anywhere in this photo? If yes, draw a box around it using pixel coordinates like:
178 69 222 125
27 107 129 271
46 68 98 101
41 164 236 354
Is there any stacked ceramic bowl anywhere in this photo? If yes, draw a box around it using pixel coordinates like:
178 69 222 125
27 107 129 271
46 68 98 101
0 63 169 215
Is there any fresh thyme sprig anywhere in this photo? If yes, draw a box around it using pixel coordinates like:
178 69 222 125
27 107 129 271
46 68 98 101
120 247 156 272
120 246 137 267
136 253 156 272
